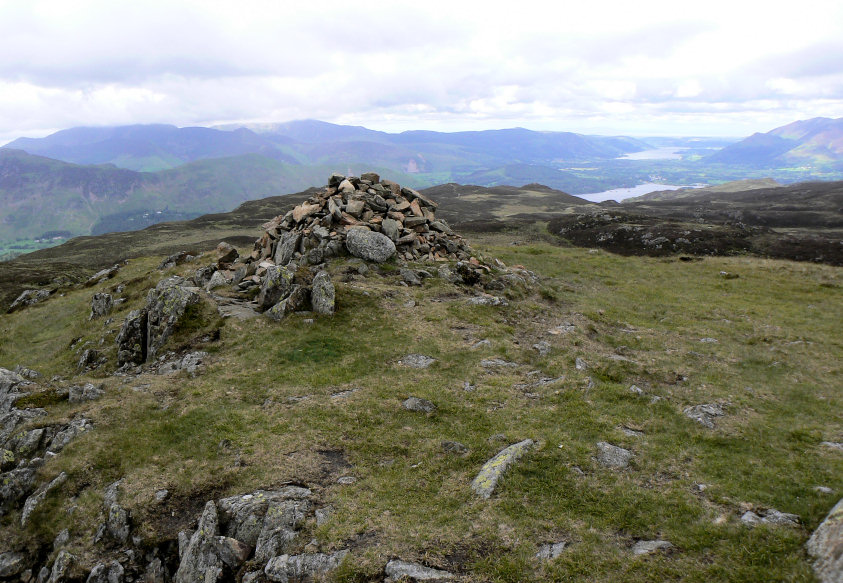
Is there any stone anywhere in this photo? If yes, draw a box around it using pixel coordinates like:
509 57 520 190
265 286 310 321
174 501 224 583
77 349 103 371
596 442 632 469
400 268 422 286
68 383 104 403
683 403 726 428
629 385 644 395
85 561 124 583
399 354 436 369
442 441 468 456
85 264 120 286
315 506 334 526
193 265 218 288
345 228 396 263
384 559 454 582
47 550 75 583
264 550 349 582
217 245 239 269
548 324 575 335
21 471 67 525
89 293 113 320
257 265 295 311
8 290 51 312
274 231 303 266
480 358 518 368
310 272 335 315
381 218 401 241
0 552 27 578
217 487 312 561
144 558 166 583
402 397 436 413
53 528 70 549
145 277 201 360
807 497 843 583
741 508 800 527
532 341 550 356
820 441 843 451
471 439 534 499
535 542 567 560
206 271 228 291
631 540 674 555
466 295 508 306
0 466 38 517
815 486 834 494
47 418 93 453
115 311 145 367
575 357 587 370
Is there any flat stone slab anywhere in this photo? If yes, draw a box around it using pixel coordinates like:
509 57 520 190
632 540 674 555
807 497 843 583
399 354 436 369
683 403 726 428
535 541 567 560
741 508 800 527
471 439 534 498
385 559 454 582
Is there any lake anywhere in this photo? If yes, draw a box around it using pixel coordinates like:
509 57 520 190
619 147 689 160
579 182 702 202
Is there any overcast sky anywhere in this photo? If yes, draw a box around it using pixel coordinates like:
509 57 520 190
1 0 841 144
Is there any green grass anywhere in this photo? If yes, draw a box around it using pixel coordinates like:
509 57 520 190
0 233 840 581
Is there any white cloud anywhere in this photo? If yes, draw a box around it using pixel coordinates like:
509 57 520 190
0 0 842 140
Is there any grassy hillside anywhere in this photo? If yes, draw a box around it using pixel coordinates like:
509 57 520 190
0 225 840 582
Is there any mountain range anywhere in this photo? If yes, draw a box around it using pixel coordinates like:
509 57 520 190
706 116 843 167
4 120 647 173
3 116 843 260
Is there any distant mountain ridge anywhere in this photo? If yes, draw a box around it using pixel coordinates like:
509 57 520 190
4 120 649 175
706 117 843 167
4 124 297 172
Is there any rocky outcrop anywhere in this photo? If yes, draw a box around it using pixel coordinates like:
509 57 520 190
8 289 51 312
264 550 349 582
173 486 320 583
116 309 148 367
145 277 200 360
89 293 113 320
807 497 843 583
21 471 67 525
116 277 200 367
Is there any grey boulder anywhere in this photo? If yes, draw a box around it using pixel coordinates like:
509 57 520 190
596 442 632 469
807 497 843 583
89 293 113 320
384 559 454 582
310 272 335 315
86 561 124 583
345 229 396 263
264 550 349 582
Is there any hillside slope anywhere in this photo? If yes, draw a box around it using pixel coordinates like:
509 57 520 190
0 203 839 581
706 117 843 167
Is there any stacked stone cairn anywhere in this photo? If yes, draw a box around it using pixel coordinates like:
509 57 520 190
200 173 479 320
253 172 472 266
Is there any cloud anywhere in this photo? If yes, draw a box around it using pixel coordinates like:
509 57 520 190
0 0 841 140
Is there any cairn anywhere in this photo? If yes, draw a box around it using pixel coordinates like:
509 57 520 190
251 172 473 267
190 173 486 320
